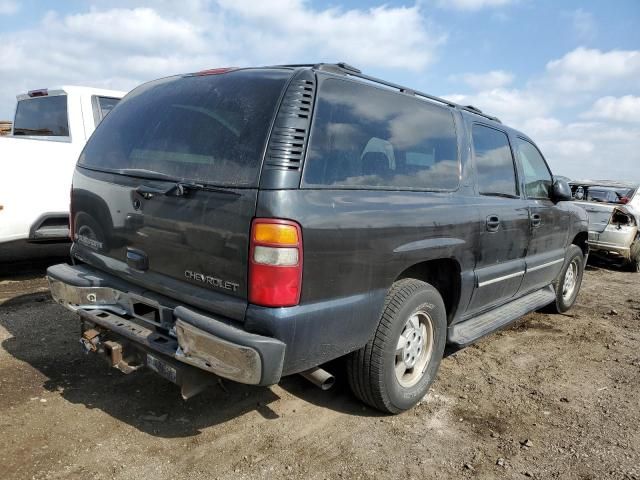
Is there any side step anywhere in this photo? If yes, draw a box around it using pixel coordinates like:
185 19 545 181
448 285 556 346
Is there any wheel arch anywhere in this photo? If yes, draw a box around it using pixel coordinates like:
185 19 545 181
571 231 589 257
395 258 462 324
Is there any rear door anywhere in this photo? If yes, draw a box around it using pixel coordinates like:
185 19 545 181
72 69 292 320
466 124 529 314
515 137 567 293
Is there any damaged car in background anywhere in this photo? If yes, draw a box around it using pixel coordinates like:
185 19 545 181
570 180 640 272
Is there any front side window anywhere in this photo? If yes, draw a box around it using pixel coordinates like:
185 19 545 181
472 124 518 197
303 78 459 190
13 95 69 137
515 138 552 199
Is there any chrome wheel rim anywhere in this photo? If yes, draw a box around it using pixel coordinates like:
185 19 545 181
562 259 580 301
395 310 434 388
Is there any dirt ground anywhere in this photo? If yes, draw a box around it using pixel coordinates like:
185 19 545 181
0 255 638 480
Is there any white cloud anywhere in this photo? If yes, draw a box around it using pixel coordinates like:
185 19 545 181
433 0 515 11
569 9 596 41
545 47 640 92
582 95 640 123
446 48 640 181
0 0 18 15
459 70 514 90
445 87 549 124
0 1 446 118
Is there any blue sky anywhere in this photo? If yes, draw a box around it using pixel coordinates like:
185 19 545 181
0 0 638 180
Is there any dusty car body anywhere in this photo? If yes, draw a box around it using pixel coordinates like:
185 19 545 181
570 180 640 271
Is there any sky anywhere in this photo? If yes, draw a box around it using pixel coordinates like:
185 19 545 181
0 0 638 181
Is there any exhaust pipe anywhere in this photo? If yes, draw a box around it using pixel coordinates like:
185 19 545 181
300 367 335 390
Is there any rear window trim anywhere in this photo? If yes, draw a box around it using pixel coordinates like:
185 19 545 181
300 75 462 193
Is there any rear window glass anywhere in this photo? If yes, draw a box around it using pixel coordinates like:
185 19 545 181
79 69 291 187
303 78 459 190
13 95 69 137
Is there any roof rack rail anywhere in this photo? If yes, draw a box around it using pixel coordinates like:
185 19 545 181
267 62 501 123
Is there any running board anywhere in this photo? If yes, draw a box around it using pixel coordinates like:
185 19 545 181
448 285 556 346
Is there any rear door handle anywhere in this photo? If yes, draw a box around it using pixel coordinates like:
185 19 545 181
531 213 542 228
486 215 500 232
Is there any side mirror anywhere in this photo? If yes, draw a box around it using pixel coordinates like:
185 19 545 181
552 179 572 202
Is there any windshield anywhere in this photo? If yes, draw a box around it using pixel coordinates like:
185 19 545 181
79 69 291 187
13 95 69 136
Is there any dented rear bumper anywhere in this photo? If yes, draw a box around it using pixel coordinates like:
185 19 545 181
47 263 286 387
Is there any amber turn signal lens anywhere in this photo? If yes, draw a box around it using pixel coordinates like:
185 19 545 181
253 223 298 245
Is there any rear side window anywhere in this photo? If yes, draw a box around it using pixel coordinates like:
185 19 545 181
515 138 552 199
13 95 69 137
79 69 291 187
92 96 120 125
303 78 459 190
472 124 518 197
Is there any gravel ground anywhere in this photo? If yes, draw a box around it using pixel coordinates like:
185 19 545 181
0 256 638 480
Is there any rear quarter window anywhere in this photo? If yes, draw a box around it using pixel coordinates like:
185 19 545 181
13 95 69 137
303 78 459 190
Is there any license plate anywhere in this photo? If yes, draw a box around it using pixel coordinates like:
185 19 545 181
146 354 177 384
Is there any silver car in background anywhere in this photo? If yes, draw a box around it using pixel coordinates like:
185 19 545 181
570 180 640 272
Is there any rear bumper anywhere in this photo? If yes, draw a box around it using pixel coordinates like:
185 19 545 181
47 263 286 386
588 229 635 259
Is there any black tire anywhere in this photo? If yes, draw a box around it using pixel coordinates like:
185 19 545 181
626 240 640 273
547 245 584 313
347 279 447 414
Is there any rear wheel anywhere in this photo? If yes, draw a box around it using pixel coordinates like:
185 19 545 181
347 279 447 414
547 245 584 313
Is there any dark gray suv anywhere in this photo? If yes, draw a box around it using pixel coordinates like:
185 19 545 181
47 63 588 413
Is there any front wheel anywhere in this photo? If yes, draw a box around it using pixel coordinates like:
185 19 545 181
347 279 447 414
547 245 584 313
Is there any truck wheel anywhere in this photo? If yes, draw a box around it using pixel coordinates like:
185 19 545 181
347 279 447 414
547 245 584 313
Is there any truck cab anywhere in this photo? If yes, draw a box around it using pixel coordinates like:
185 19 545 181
0 86 126 248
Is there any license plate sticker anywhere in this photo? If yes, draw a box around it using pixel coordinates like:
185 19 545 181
147 354 177 384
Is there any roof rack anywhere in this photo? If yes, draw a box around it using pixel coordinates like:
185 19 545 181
271 62 501 123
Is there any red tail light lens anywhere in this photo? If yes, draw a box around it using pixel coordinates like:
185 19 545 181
249 218 303 307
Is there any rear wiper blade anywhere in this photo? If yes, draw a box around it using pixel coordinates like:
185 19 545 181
176 182 240 196
117 168 180 182
135 181 240 199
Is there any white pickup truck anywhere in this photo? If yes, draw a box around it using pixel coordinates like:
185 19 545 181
0 86 126 248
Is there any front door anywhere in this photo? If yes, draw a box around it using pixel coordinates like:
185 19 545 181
514 137 567 293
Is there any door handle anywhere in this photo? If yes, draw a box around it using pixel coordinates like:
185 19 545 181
531 213 542 228
486 215 500 232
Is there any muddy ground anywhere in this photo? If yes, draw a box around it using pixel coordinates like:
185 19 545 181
0 254 638 480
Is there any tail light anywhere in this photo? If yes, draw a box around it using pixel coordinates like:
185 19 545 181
249 218 303 307
68 185 74 241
